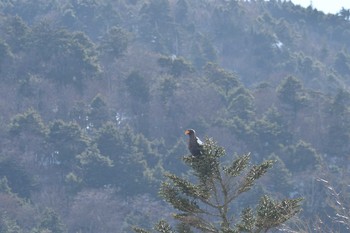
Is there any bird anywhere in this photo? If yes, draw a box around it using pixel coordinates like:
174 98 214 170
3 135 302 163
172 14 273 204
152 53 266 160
185 129 203 157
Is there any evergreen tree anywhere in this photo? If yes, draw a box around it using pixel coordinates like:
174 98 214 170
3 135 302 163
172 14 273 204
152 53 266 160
134 138 302 233
100 26 129 59
88 94 110 129
32 208 66 233
0 213 22 233
277 76 307 114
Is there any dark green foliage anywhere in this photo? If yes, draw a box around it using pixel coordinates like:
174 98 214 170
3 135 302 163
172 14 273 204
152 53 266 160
1 16 29 53
88 94 110 129
0 177 12 194
224 153 250 177
282 140 321 173
191 35 218 69
138 0 175 52
0 213 22 233
334 50 350 75
94 122 160 195
27 24 100 87
237 160 274 194
0 39 12 72
9 108 47 136
158 76 178 105
134 227 152 233
255 195 302 230
47 120 89 169
138 138 302 232
0 157 35 198
227 87 256 120
154 220 174 233
267 154 294 194
77 144 113 188
158 56 194 77
205 63 240 99
251 107 290 155
235 208 255 232
277 76 308 112
100 26 129 59
174 0 188 24
125 71 151 103
32 208 66 233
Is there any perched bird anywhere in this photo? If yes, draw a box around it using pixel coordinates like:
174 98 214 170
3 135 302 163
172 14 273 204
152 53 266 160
185 129 203 157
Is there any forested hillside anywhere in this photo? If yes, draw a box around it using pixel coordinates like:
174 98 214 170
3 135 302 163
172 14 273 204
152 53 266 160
1 0 350 232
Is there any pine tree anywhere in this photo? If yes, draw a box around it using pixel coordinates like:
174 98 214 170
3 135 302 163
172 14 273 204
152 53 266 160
134 138 302 233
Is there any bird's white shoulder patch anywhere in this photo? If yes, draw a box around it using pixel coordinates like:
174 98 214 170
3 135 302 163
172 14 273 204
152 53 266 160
196 137 203 145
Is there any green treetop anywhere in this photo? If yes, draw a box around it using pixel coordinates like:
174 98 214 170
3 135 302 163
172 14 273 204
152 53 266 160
134 138 302 233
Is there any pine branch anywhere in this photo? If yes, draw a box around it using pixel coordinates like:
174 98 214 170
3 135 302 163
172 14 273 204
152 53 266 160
235 208 255 232
133 227 151 233
160 182 204 214
154 220 174 233
237 160 274 194
255 195 303 232
164 173 210 200
223 153 251 177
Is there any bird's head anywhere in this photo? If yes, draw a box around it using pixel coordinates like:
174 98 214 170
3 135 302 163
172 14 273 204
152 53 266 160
185 129 195 136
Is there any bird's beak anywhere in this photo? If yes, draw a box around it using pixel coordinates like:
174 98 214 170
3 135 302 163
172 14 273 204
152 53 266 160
185 130 190 135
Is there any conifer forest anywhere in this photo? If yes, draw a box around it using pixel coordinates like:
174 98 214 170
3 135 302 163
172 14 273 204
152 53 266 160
1 0 350 232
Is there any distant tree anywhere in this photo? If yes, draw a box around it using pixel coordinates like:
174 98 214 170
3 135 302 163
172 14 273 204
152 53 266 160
28 25 100 88
138 0 175 52
325 89 350 157
66 188 124 232
158 75 178 106
134 138 302 233
339 7 350 21
100 26 129 59
174 0 189 24
158 56 194 77
0 213 22 233
250 106 291 155
0 177 12 194
250 30 277 71
125 71 151 103
76 144 113 188
282 140 321 173
211 1 242 38
1 16 29 53
88 94 110 129
70 0 100 29
0 39 12 73
227 87 256 120
139 0 172 32
0 157 35 199
334 50 350 76
297 54 321 78
9 108 47 137
267 154 294 196
277 76 307 115
68 101 89 127
205 63 241 103
94 123 160 195
191 35 218 68
125 71 151 134
5 110 46 187
32 208 66 233
47 120 89 171
2 0 56 24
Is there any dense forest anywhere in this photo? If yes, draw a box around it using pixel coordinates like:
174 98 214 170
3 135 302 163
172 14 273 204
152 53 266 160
1 0 350 232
